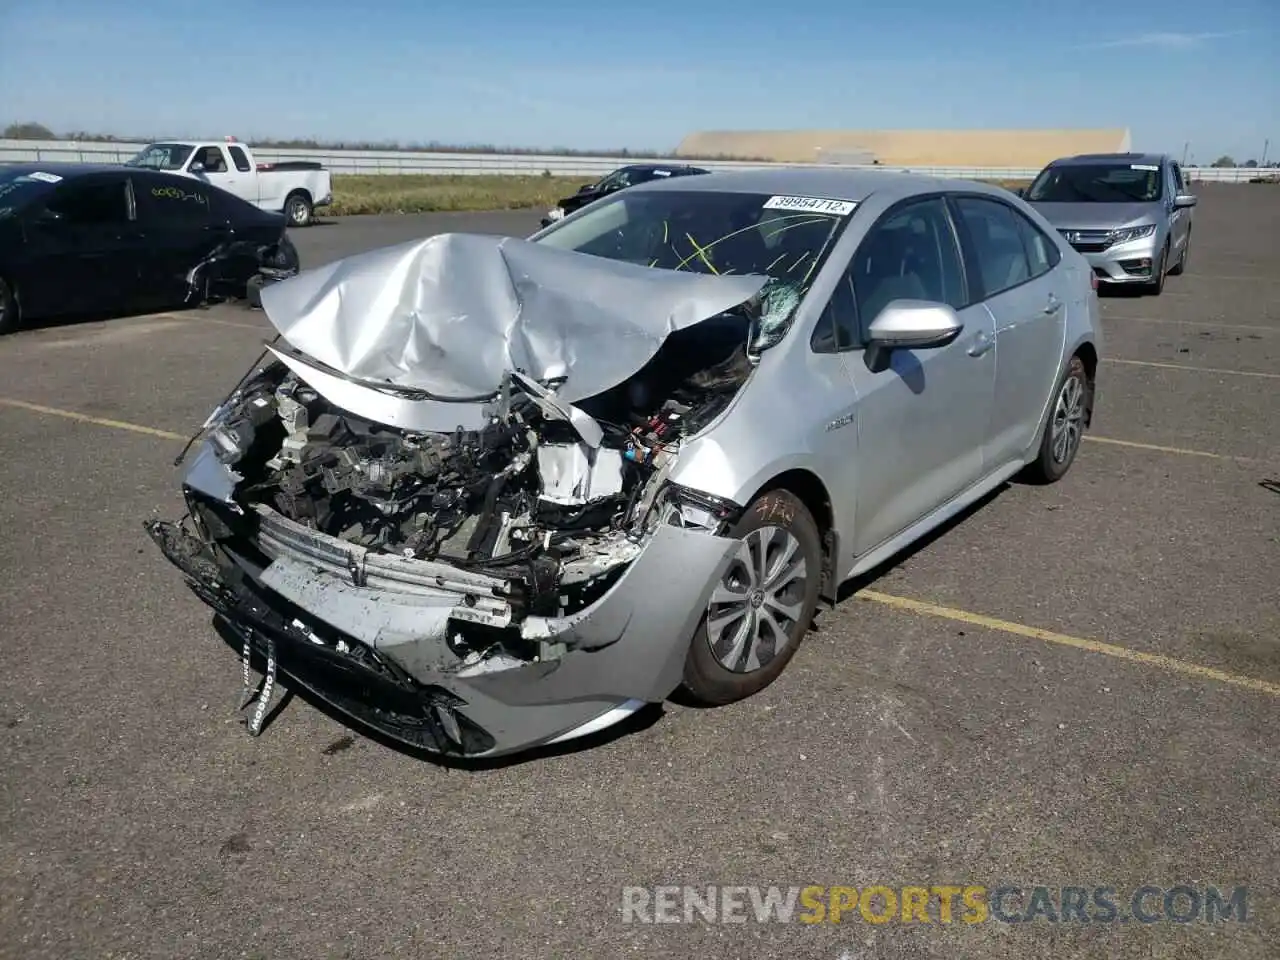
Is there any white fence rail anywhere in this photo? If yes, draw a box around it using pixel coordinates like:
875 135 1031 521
0 138 1274 183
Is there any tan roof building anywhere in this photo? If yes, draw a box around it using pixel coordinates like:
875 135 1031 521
676 128 1133 168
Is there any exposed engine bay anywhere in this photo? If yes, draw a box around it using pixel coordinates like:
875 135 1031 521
201 313 755 622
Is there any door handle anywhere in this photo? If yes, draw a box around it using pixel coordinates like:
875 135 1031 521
967 331 994 357
1044 295 1062 315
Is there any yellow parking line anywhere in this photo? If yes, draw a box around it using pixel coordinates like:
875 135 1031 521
182 314 273 332
1083 435 1249 461
1187 273 1280 284
1102 315 1276 333
1103 358 1280 379
0 398 186 441
1 397 1256 470
127 310 272 333
857 589 1280 698
3 393 1275 696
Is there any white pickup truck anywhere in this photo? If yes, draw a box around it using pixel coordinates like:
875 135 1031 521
125 138 333 226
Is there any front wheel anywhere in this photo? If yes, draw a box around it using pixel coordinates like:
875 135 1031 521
284 192 313 227
1146 243 1168 294
1021 353 1089 485
1169 230 1190 276
680 489 823 706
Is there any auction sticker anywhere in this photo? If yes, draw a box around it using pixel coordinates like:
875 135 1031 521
763 195 857 215
1130 164 1159 171
27 171 63 183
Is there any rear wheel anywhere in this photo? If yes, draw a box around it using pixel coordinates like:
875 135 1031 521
0 277 20 335
1021 353 1089 485
680 489 822 706
284 192 313 227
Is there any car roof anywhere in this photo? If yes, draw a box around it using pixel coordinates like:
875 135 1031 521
1052 152 1169 167
622 166 1012 204
621 162 702 172
0 162 125 179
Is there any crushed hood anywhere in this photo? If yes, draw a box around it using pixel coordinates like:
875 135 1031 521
257 231 770 405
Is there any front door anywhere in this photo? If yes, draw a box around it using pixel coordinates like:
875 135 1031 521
19 174 144 316
839 195 998 557
188 145 252 202
1168 163 1191 257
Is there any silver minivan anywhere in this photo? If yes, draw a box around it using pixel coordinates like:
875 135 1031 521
1020 153 1197 295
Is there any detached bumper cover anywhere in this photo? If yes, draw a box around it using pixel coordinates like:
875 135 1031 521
146 499 739 758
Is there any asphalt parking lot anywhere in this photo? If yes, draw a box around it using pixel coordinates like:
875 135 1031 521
1 184 1277 960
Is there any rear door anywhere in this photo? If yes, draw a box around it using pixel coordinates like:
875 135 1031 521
131 173 224 307
19 173 145 315
950 194 1065 467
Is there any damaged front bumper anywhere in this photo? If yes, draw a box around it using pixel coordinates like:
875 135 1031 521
146 455 740 758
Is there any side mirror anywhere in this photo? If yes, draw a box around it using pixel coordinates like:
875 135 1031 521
867 300 963 347
1013 187 1026 198
577 184 593 193
1173 193 1197 208
189 162 205 174
864 300 964 372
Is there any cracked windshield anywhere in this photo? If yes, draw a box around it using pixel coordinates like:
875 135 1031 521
535 189 852 341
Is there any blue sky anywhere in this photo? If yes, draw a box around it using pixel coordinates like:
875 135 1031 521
1 0 1276 162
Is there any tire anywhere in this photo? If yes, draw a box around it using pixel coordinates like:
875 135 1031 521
1169 230 1189 276
284 192 313 227
275 233 301 271
1146 242 1168 295
680 488 823 706
1021 353 1089 485
245 273 266 310
0 276 20 335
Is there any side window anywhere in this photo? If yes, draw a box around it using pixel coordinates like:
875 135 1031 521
849 197 966 336
952 196 1032 299
810 269 859 354
1011 209 1061 279
44 178 131 224
192 146 227 173
599 170 632 192
1173 164 1185 192
134 176 213 225
227 145 252 173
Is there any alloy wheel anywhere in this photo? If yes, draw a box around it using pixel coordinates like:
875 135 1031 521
706 525 809 674
1051 375 1086 464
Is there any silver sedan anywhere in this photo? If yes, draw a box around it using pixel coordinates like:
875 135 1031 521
146 167 1103 759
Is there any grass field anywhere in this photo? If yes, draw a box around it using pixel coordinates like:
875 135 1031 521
324 174 590 215
324 173 1037 216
